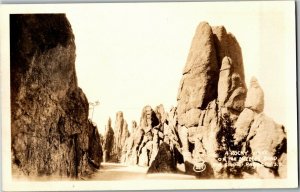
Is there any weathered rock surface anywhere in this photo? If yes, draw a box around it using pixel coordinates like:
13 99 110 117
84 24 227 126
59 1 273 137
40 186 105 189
122 121 142 165
233 77 286 178
176 22 246 178
102 118 114 162
112 111 129 162
233 108 255 145
103 22 286 179
212 26 245 85
112 104 183 170
137 105 162 166
175 22 286 179
163 107 181 150
244 77 264 113
246 115 286 168
10 14 102 178
177 22 219 127
213 27 247 120
147 143 177 173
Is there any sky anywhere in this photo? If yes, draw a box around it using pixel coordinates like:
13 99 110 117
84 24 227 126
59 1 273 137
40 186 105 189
66 2 296 134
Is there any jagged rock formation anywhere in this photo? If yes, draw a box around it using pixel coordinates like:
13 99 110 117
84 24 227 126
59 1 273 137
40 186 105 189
102 118 114 162
10 14 102 178
105 105 179 168
233 77 286 178
175 22 286 178
177 22 219 128
105 21 285 179
122 121 143 165
163 107 181 151
119 105 183 171
100 111 130 163
137 105 162 166
176 22 245 177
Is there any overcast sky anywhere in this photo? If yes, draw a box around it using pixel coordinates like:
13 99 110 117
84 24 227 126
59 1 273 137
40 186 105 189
66 2 295 134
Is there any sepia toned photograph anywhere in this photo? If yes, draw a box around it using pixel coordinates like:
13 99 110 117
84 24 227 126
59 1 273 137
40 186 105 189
1 1 298 191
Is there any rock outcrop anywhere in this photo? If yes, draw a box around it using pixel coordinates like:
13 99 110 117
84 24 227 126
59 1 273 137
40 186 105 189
176 22 245 177
233 77 286 178
175 22 286 178
105 21 286 179
102 118 114 162
122 121 142 165
116 105 184 173
177 22 219 128
137 105 162 166
112 111 130 162
244 77 264 113
10 14 102 178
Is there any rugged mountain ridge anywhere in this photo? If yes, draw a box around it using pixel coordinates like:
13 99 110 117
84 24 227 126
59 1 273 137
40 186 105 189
10 14 102 178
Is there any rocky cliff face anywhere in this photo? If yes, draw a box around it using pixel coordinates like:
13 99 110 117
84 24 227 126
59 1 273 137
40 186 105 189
10 14 102 178
176 22 286 178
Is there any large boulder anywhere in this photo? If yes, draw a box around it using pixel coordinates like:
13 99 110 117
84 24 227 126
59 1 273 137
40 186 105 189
233 78 286 178
10 14 102 178
239 114 286 178
233 108 256 144
244 77 264 113
147 143 177 173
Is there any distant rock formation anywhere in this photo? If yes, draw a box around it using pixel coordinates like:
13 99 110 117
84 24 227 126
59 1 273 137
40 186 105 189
10 14 102 178
174 22 286 178
117 105 183 172
137 105 162 166
101 111 130 163
102 118 114 162
122 121 142 165
104 105 178 168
